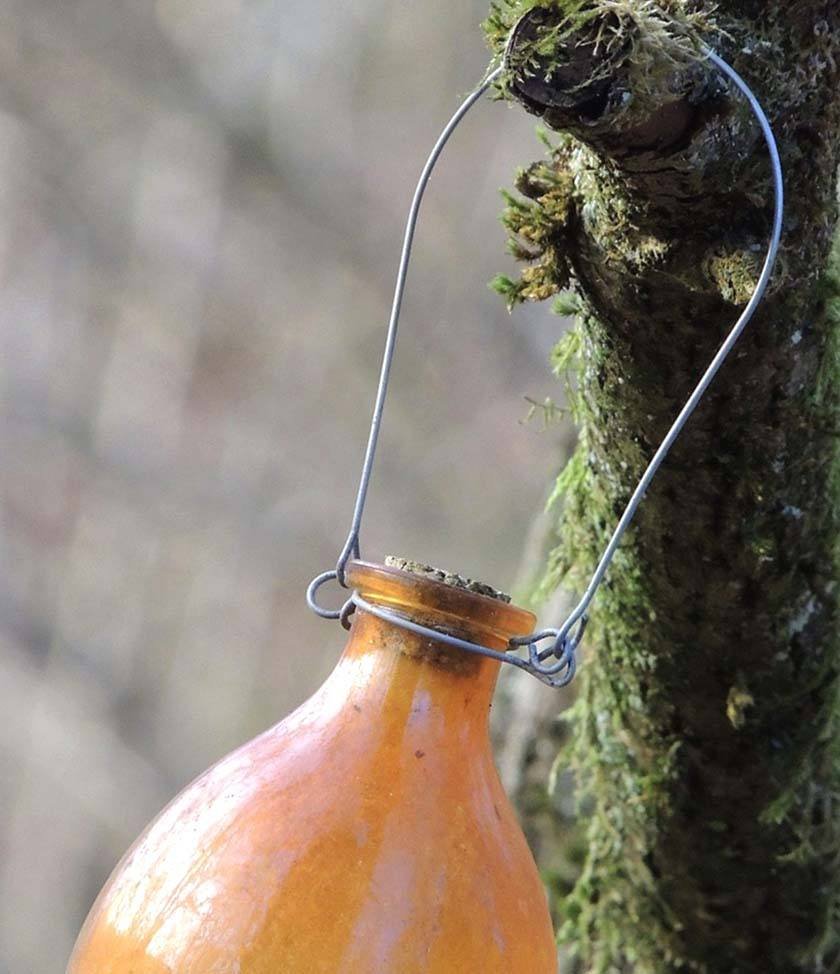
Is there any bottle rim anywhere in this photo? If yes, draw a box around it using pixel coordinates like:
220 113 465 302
346 559 537 650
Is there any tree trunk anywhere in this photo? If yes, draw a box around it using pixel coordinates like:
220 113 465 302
486 2 840 971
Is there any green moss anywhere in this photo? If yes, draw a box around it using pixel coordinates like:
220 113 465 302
725 674 755 730
705 246 765 307
522 395 565 430
492 160 576 309
553 290 583 317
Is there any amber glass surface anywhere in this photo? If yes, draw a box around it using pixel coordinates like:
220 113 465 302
67 560 558 973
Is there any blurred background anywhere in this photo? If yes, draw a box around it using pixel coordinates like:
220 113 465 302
0 0 573 969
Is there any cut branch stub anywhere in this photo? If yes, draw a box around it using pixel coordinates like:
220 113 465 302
504 5 721 156
500 5 772 251
505 6 622 120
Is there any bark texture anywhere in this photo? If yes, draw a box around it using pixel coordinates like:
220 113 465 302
486 2 840 971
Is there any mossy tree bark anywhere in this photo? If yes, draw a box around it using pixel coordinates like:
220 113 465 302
486 2 840 971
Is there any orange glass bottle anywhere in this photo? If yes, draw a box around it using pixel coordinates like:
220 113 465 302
67 560 557 973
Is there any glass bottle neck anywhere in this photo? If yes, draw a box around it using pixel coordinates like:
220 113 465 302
338 608 501 731
333 560 537 733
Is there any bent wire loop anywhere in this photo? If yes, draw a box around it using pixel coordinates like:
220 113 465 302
307 44 785 689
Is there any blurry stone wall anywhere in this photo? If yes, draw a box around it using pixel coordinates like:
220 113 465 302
0 1 570 969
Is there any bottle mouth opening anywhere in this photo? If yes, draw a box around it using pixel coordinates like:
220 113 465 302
345 559 536 649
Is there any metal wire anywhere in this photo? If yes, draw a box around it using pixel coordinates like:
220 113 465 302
307 48 784 688
334 65 506 588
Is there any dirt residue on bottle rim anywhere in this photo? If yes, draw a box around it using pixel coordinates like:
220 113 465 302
384 556 511 604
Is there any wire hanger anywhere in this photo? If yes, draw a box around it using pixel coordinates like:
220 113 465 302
307 31 784 688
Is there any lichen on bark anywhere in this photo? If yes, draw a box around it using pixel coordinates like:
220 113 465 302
486 2 840 971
